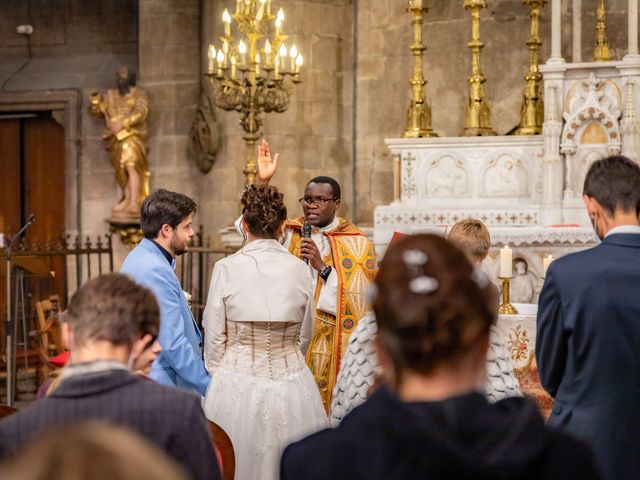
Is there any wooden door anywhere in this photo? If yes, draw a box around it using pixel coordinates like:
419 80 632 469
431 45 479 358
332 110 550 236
0 114 66 348
23 117 67 306
0 119 21 235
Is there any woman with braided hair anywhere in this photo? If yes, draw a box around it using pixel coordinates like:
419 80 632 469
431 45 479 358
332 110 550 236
282 234 602 480
202 184 327 480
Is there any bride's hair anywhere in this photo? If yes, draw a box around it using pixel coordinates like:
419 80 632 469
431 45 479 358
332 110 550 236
241 184 287 239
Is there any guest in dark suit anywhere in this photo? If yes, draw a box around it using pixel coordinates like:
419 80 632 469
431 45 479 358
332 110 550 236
282 234 601 480
536 155 640 480
0 274 221 480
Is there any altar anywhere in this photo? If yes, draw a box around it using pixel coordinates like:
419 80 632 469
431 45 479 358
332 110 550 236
373 1 640 302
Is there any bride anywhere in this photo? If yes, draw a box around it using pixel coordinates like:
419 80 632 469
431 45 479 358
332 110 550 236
202 184 327 480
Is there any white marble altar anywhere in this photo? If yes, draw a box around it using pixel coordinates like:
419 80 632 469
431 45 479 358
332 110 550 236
374 5 640 300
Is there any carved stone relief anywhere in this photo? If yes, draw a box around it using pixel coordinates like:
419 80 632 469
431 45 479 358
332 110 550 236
482 154 529 197
424 155 468 197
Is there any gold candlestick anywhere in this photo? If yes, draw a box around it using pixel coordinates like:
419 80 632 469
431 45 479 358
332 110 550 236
205 1 301 185
594 0 611 61
462 0 495 136
516 0 546 135
403 1 437 138
498 277 519 315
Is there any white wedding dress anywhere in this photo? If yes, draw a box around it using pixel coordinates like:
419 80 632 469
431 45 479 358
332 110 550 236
203 239 328 480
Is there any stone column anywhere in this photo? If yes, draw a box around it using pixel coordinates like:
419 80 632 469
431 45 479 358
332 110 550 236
625 0 640 60
541 84 564 225
549 0 565 63
572 0 582 63
621 79 639 161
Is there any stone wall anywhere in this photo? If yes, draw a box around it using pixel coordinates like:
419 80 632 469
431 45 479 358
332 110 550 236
0 0 631 257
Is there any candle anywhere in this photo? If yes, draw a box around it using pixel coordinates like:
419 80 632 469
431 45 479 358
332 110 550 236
235 0 241 15
231 56 237 79
207 44 216 73
279 43 288 69
500 245 513 278
289 44 297 70
542 254 553 277
266 0 271 16
256 0 266 21
274 55 279 77
222 40 229 66
295 53 303 73
222 9 231 36
264 39 272 65
255 52 261 75
276 8 284 35
238 40 247 65
216 50 224 76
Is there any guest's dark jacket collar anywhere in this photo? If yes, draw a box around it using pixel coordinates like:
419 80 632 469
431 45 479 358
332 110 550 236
340 386 552 477
49 369 138 398
150 239 173 265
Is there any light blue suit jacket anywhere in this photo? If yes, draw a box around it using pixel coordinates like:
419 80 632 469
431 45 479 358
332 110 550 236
121 238 210 396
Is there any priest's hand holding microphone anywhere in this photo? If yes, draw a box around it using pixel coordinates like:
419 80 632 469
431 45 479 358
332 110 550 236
300 224 332 281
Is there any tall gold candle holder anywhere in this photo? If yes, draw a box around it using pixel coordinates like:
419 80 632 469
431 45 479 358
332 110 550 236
516 0 546 135
498 276 519 315
205 1 302 185
594 0 611 61
462 0 495 136
403 0 437 138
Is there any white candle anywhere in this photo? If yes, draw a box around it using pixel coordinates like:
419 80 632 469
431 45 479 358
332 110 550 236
264 39 272 65
279 43 287 70
275 18 282 37
216 50 224 76
231 56 237 79
295 53 303 73
235 0 241 15
274 55 279 78
542 254 554 277
207 45 216 73
500 245 513 278
289 44 297 70
238 40 247 65
255 52 261 75
223 9 231 37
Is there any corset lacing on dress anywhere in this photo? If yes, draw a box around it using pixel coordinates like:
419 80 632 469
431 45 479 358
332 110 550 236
217 321 306 380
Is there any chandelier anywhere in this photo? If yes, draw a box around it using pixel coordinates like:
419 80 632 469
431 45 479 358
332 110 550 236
205 0 303 185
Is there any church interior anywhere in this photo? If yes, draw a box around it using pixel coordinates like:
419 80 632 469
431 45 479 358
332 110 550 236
0 1 639 477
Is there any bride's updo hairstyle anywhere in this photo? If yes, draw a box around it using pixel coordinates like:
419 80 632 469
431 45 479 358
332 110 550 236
241 184 287 239
373 234 498 377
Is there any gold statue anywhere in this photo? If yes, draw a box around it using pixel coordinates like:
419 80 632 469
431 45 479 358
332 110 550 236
90 67 150 218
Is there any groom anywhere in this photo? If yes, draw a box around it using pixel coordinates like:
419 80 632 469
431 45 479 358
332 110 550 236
121 189 210 396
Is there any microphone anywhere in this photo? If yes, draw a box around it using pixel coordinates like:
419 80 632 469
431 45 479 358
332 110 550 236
8 213 36 255
302 222 312 264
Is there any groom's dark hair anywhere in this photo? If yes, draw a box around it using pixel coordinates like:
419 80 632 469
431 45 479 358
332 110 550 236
140 189 197 239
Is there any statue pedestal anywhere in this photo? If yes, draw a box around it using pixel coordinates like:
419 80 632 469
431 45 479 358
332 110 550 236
106 217 143 249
